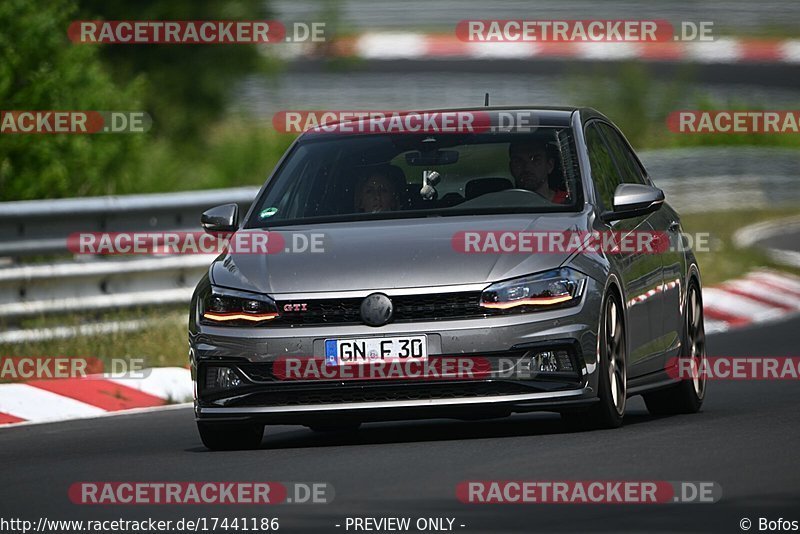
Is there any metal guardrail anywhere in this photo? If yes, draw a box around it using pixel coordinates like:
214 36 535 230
0 187 258 324
0 186 259 257
0 255 214 319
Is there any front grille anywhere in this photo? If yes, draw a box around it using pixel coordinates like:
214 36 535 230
275 291 488 326
226 381 537 407
392 292 486 321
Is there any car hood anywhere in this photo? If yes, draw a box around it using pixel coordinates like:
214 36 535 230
210 213 589 295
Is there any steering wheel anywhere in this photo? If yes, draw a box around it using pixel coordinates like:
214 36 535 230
492 188 550 206
457 188 551 209
506 188 549 200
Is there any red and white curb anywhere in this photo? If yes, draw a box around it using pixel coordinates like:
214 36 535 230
702 270 800 334
315 34 800 64
0 367 192 427
1 269 798 428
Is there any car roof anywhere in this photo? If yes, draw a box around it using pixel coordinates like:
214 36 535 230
296 106 610 138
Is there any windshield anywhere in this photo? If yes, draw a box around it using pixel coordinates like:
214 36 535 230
246 127 582 228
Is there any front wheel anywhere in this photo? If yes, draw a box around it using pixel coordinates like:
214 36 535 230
563 291 626 430
643 282 706 415
197 421 264 451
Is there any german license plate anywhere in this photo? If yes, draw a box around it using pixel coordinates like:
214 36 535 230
324 335 427 366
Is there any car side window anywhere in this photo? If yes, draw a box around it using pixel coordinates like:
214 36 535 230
597 123 647 185
585 123 621 211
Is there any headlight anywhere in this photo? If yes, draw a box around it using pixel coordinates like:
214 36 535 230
480 268 586 311
200 287 279 325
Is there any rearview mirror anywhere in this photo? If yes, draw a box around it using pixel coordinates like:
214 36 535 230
201 203 239 233
405 150 459 166
601 184 664 222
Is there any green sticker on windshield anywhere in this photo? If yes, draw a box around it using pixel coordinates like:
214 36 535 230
259 207 278 218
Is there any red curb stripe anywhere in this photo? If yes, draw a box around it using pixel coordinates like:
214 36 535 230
719 285 796 312
537 42 581 57
0 412 26 424
424 36 473 57
703 306 751 327
739 40 783 62
638 42 686 60
27 378 165 412
745 276 800 298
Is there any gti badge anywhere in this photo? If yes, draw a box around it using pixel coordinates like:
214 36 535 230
360 293 393 326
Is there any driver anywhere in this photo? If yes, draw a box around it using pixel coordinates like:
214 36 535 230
508 139 568 204
354 165 406 213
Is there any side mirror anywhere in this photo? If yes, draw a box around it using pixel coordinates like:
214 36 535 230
201 203 239 233
601 184 664 223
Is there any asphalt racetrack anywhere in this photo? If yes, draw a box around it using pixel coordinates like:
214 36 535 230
2 317 799 533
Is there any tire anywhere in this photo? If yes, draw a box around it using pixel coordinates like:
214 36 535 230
643 281 706 415
562 291 627 430
197 421 264 451
308 422 362 433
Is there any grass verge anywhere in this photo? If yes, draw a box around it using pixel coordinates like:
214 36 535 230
0 309 189 374
681 206 800 286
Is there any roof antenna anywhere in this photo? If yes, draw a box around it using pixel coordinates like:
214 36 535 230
484 92 490 107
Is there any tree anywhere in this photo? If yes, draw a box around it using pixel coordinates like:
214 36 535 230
0 0 145 200
75 0 272 142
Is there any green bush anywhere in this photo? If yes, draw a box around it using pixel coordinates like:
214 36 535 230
75 0 273 143
0 0 286 201
0 0 146 200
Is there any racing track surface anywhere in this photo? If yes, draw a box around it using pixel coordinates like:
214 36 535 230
1 317 799 533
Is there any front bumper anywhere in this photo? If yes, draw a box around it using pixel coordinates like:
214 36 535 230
190 279 603 425
196 385 597 426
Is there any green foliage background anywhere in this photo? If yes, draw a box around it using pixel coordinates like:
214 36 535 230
0 0 292 201
0 0 146 199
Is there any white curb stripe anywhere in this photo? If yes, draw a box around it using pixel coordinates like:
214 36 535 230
0 384 106 422
0 367 191 427
106 367 193 403
576 41 638 60
357 33 427 59
703 287 788 323
780 40 800 63
703 319 729 335
685 38 741 63
722 279 800 309
747 271 800 294
467 41 535 58
700 271 800 335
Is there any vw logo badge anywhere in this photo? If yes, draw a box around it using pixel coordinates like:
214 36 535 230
360 293 393 326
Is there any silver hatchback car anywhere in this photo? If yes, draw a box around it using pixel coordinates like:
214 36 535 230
190 107 707 450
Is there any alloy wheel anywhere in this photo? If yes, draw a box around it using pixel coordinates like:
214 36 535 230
605 298 627 416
